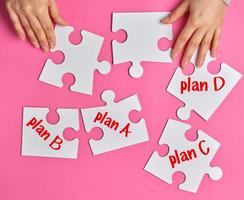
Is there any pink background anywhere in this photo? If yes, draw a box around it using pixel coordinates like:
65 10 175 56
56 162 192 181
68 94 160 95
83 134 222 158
0 0 244 199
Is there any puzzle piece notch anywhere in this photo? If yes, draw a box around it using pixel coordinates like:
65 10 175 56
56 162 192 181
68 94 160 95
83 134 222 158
39 25 111 95
22 107 80 159
181 62 195 76
158 37 172 52
145 119 223 193
129 62 144 79
81 90 149 155
167 50 242 121
46 108 60 124
112 12 173 78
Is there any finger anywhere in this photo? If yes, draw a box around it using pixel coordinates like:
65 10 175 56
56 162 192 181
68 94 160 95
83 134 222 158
49 0 68 26
26 14 50 52
171 21 196 59
18 14 39 48
6 4 26 40
181 29 206 68
211 28 221 58
196 32 213 67
38 11 55 49
161 0 190 24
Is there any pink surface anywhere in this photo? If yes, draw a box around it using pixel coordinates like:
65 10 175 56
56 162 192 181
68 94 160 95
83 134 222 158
0 0 244 199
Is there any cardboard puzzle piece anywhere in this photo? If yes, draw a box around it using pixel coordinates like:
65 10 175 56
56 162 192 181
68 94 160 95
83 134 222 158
144 119 223 193
81 90 149 155
112 12 172 78
22 107 80 159
167 50 242 120
39 26 111 95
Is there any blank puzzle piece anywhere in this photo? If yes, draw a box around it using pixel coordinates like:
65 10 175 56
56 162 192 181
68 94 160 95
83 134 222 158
167 50 242 120
39 26 111 95
112 12 172 78
22 107 80 159
81 90 149 155
144 119 223 193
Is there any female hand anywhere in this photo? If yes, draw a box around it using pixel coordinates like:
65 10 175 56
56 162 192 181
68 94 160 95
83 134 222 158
162 0 227 68
6 0 68 52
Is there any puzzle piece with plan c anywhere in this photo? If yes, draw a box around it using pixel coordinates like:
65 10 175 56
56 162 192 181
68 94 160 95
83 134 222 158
22 107 80 159
81 90 149 155
144 119 223 193
112 12 172 78
167 50 242 120
39 26 111 95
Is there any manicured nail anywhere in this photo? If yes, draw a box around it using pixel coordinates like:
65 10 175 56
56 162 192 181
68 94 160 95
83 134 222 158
212 50 217 58
162 15 172 23
33 42 40 48
197 60 203 68
160 17 169 23
19 34 25 41
171 52 178 60
42 45 49 52
49 42 55 49
182 61 188 69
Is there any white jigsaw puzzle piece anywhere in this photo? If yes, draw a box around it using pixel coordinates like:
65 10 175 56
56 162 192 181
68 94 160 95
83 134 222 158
81 90 149 155
22 107 80 159
112 12 172 78
167 51 242 120
144 119 223 193
39 26 111 95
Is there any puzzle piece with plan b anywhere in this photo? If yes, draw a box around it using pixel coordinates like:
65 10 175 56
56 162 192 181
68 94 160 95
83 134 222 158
39 26 111 95
112 12 172 78
144 119 223 193
22 107 80 159
81 90 149 155
167 50 242 120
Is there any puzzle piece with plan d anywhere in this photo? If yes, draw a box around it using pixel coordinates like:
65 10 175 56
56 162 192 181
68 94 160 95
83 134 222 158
22 107 80 159
81 90 149 155
112 12 172 78
167 50 242 120
144 119 223 193
39 26 111 95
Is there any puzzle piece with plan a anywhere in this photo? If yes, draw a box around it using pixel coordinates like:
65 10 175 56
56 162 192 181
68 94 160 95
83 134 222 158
167 50 242 120
112 12 172 78
144 119 223 193
81 90 149 155
39 26 111 95
22 107 80 159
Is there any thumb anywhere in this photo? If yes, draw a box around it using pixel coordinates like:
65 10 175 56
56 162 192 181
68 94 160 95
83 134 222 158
49 0 68 26
161 0 189 24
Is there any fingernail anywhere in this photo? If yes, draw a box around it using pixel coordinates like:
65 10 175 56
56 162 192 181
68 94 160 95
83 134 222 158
160 16 169 23
33 42 40 48
182 61 188 69
49 42 55 49
197 60 203 68
212 50 217 58
160 17 169 23
42 45 49 52
19 34 25 41
171 52 178 60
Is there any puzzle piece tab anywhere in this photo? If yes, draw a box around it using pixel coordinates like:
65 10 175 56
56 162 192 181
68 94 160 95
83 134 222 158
81 90 149 155
22 107 80 159
39 26 111 95
144 119 223 193
167 51 242 120
112 12 172 78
